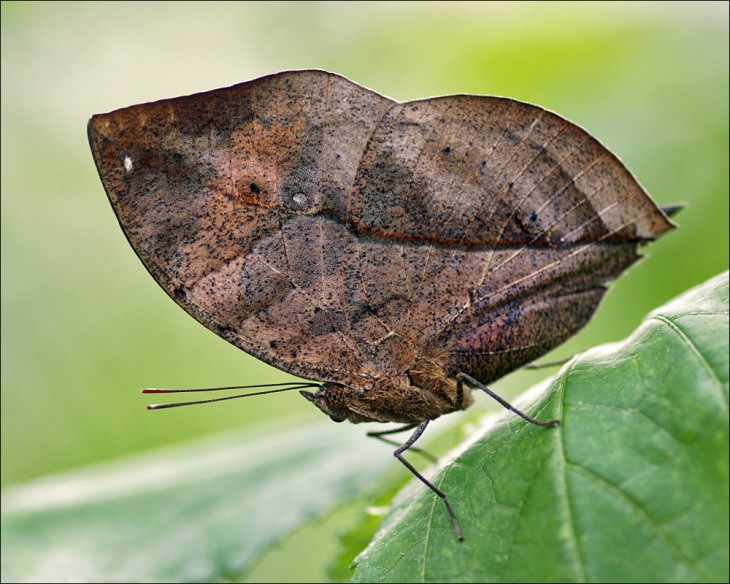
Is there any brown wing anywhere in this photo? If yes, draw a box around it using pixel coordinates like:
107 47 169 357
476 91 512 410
89 71 674 390
344 95 675 382
89 70 397 384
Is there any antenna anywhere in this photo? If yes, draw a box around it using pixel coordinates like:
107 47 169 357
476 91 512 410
142 382 320 410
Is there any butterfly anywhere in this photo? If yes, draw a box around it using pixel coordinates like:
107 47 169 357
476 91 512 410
88 70 675 539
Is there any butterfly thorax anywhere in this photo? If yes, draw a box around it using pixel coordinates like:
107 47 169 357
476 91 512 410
300 358 475 424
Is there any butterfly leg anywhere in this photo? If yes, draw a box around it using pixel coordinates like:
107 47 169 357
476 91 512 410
524 355 572 370
457 372 560 427
453 376 464 411
367 423 437 462
388 420 463 541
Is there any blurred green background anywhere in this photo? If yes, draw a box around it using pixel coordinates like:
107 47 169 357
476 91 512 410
1 0 728 579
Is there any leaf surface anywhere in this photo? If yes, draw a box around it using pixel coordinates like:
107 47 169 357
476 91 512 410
1 418 391 583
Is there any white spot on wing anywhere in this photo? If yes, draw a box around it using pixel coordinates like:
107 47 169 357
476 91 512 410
123 155 133 174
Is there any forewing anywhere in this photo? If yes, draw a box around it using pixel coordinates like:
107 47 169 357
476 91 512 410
89 70 394 384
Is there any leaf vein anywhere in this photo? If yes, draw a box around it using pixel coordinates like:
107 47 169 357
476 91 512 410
566 462 703 575
556 365 589 581
650 314 728 413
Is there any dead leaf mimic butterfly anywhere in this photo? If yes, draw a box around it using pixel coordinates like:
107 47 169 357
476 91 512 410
88 70 676 540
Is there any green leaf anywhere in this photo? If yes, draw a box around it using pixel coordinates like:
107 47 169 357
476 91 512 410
327 482 406 583
353 271 729 583
0 419 393 583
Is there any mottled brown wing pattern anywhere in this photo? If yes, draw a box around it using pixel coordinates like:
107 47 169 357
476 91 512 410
90 71 395 385
89 69 674 396
345 94 674 383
